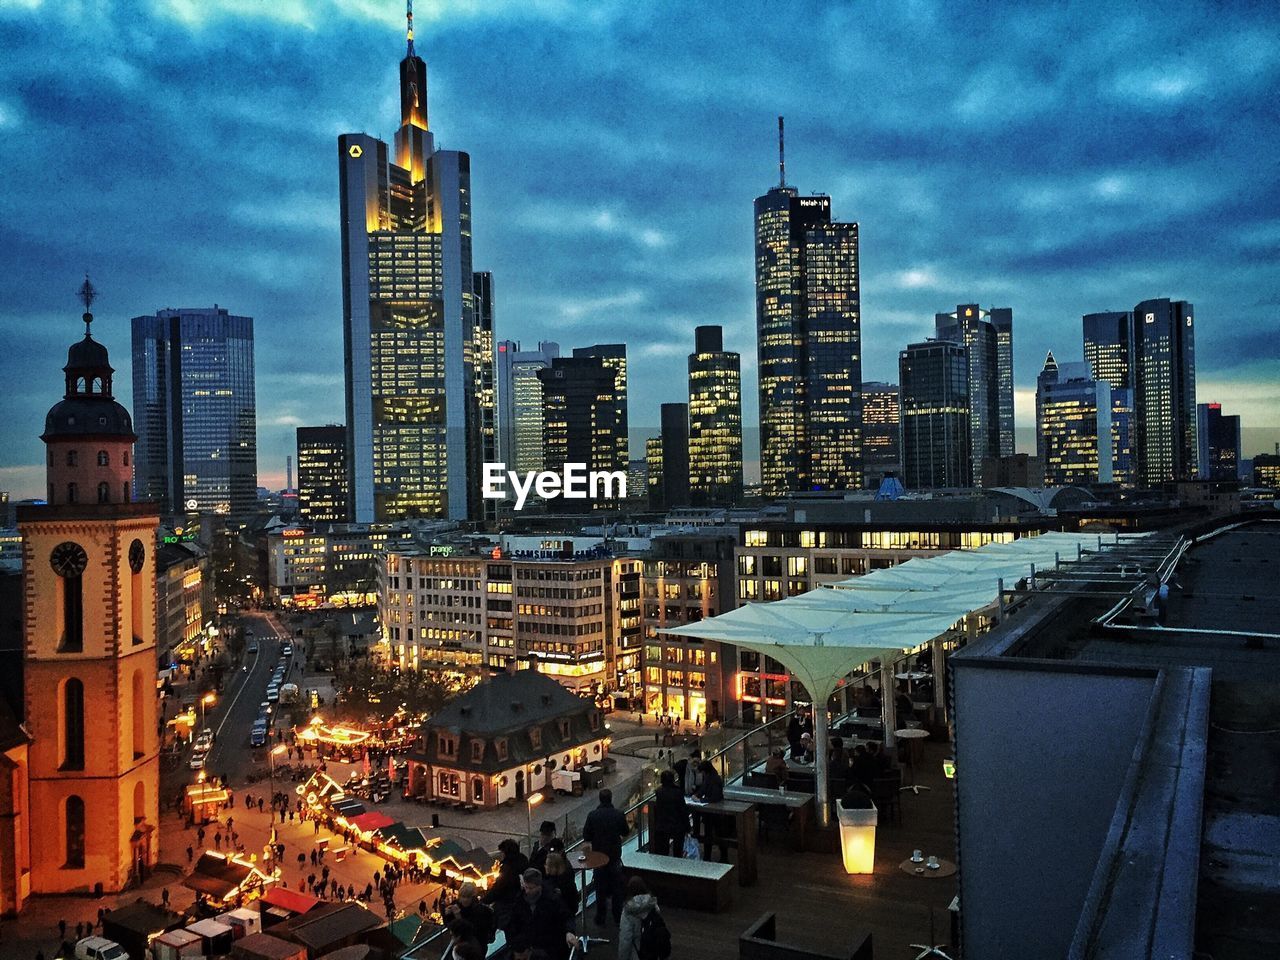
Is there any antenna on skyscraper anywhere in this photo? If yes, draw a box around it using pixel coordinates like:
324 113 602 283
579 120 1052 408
778 116 786 188
405 0 415 57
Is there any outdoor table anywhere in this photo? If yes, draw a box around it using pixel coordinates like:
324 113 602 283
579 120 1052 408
894 728 931 795
724 786 813 853
689 799 757 885
570 849 609 929
899 856 956 878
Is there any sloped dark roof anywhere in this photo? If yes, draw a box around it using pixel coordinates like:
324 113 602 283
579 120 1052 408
427 669 592 736
183 853 262 898
274 902 383 951
102 899 180 935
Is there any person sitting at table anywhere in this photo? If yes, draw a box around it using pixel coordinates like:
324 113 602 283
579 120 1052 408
764 748 789 789
650 769 689 857
795 731 814 763
828 737 851 792
895 683 916 721
849 744 878 791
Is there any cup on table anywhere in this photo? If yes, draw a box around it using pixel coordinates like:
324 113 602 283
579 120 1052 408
927 855 939 870
911 849 923 863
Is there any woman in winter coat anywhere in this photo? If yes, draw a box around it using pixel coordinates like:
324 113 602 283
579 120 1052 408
617 875 663 960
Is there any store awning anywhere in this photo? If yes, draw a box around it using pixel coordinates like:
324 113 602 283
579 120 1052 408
349 811 397 833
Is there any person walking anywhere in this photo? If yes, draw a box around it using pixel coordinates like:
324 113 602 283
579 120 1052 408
650 769 689 857
616 876 670 960
581 788 628 925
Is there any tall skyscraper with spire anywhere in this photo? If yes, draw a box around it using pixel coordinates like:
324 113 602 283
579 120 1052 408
338 3 488 522
754 118 862 496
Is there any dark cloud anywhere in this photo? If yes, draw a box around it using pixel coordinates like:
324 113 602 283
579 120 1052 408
3 0 1279 494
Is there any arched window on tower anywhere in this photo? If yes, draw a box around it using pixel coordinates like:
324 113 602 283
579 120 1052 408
62 678 85 771
132 670 145 759
91 377 102 393
97 450 109 466
65 795 86 868
97 482 110 504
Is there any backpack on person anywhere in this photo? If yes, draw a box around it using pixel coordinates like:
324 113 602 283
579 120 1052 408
638 907 673 959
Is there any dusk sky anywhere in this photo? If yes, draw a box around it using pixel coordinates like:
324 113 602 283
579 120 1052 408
2 0 1278 498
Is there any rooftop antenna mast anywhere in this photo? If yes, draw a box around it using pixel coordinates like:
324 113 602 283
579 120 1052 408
405 0 415 57
778 115 786 188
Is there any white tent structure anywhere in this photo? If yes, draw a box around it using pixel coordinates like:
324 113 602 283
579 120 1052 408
661 531 1137 826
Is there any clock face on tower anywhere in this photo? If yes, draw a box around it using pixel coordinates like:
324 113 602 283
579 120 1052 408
50 541 89 578
129 539 145 574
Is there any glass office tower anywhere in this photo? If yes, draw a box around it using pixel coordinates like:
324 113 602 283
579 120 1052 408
935 305 1014 483
572 344 629 472
860 381 901 486
899 340 970 489
1132 298 1197 484
339 7 485 521
687 325 743 506
1083 311 1134 392
537 356 625 512
1035 356 1115 486
496 340 560 477
296 425 349 524
754 184 861 496
1197 403 1241 481
131 307 257 521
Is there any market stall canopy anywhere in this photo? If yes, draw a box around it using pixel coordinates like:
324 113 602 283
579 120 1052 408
349 811 396 833
261 886 322 916
374 822 428 851
184 852 271 900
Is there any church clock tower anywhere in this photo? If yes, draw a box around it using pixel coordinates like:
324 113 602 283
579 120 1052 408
18 280 160 893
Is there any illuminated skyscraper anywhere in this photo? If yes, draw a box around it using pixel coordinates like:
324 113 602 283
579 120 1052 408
339 4 486 521
1132 298 1197 484
538 356 625 511
474 271 496 522
496 340 559 477
935 305 1014 482
687 326 743 506
296 426 349 524
1083 311 1133 392
1197 403 1241 481
1035 355 1116 485
899 340 970 489
860 382 901 486
651 403 690 511
572 344 629 471
754 122 861 495
131 306 257 521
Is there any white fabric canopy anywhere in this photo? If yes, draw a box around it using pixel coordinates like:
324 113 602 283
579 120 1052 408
659 530 1142 825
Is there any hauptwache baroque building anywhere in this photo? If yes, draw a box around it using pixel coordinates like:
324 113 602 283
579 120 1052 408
0 302 160 913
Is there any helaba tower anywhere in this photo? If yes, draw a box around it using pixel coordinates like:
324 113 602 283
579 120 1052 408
339 3 489 521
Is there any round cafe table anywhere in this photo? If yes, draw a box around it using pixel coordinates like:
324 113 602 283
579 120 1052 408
895 728 932 794
570 849 609 928
899 856 956 878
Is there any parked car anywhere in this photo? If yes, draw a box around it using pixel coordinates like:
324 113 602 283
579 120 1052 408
75 937 128 960
189 753 206 770
250 723 267 748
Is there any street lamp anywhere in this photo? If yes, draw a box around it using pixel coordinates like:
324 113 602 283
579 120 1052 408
201 693 216 729
269 744 288 823
526 792 544 854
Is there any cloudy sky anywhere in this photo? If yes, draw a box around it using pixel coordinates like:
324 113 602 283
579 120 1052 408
2 0 1278 497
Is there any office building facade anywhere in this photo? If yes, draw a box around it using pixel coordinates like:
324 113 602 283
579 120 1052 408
755 186 861 496
861 381 901 487
339 8 485 522
651 403 690 512
1036 356 1115 486
1083 311 1133 392
572 344 629 472
899 340 971 489
131 307 257 521
1132 299 1197 484
538 357 626 511
687 326 743 506
474 272 497 520
935 305 1014 482
296 426 349 524
1197 403 1241 481
496 339 560 478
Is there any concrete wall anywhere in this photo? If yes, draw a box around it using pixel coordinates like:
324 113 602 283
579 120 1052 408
953 662 1156 960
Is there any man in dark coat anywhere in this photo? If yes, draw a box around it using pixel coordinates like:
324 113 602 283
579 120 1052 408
481 837 529 931
505 869 578 960
528 819 559 874
651 769 689 857
445 881 497 945
581 788 629 924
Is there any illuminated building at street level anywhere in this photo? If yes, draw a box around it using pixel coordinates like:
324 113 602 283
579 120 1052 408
1083 310 1134 392
754 124 861 496
1035 356 1127 486
687 326 743 506
1133 299 1197 485
495 340 560 482
935 305 1015 483
860 382 901 488
641 532 737 724
1197 403 1241 482
1253 454 1280 489
537 356 626 512
266 522 419 607
339 4 488 522
379 541 642 700
899 340 971 489
131 306 257 521
16 292 160 898
296 425 349 524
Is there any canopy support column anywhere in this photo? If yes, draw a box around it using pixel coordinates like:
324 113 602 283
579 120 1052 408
881 661 897 750
932 637 947 714
813 698 831 829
